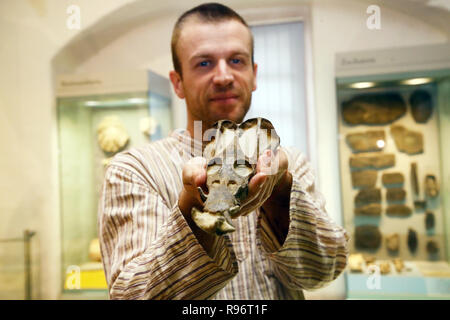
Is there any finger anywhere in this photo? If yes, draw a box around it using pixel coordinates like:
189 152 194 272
241 150 274 208
182 157 207 190
256 149 272 173
257 149 281 177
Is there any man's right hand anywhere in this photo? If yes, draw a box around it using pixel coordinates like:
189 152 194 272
178 157 207 220
178 157 218 256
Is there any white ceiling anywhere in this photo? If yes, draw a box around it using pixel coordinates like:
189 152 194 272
52 0 450 73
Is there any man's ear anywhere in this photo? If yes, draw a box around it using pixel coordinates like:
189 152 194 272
169 70 185 99
252 63 258 92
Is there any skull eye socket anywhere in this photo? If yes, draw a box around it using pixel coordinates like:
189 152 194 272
207 164 221 175
227 180 237 187
233 160 253 177
207 157 222 175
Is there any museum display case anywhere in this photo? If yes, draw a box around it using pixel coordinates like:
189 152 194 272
55 71 172 298
335 44 450 299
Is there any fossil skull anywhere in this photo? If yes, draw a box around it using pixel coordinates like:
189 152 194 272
191 117 280 235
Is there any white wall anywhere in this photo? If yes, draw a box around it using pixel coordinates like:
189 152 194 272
0 0 448 299
0 0 136 300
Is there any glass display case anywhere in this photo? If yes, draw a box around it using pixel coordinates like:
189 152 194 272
335 45 450 299
56 71 172 298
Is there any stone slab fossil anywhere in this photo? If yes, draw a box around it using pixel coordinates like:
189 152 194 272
425 211 435 230
355 188 381 205
379 261 391 274
390 125 423 155
348 253 364 273
393 258 404 273
414 200 426 211
410 89 433 123
191 118 280 235
354 203 381 217
386 233 399 252
386 204 412 217
425 174 439 198
349 153 395 169
407 228 418 254
351 170 378 189
341 92 406 125
386 188 406 202
426 240 439 254
364 256 376 266
346 130 385 153
382 172 404 186
355 225 382 250
411 162 419 196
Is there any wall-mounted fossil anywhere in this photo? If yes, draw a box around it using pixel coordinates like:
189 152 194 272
97 116 130 153
355 188 381 205
410 89 433 123
346 130 385 153
425 174 439 198
414 200 426 211
349 153 395 169
393 258 404 273
351 170 378 188
354 203 382 217
411 162 419 197
348 254 364 273
386 233 399 252
382 172 404 186
386 204 412 217
139 116 158 136
425 211 435 230
407 228 418 254
355 225 382 250
426 240 439 254
386 188 406 202
390 125 423 155
342 92 406 125
379 261 391 274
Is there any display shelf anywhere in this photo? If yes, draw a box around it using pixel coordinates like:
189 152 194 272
335 44 450 299
56 70 172 298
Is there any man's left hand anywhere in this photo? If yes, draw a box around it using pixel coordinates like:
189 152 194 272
237 147 291 217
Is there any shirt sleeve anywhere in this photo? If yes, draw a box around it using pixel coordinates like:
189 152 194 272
98 164 238 300
256 148 349 291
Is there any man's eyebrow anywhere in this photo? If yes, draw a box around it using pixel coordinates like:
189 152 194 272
190 53 213 61
190 51 250 61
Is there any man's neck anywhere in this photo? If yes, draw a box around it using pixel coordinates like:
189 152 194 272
186 118 215 148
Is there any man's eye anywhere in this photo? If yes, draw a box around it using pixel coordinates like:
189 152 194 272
199 61 210 67
231 59 241 64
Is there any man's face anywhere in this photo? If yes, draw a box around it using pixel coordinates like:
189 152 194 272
170 18 257 129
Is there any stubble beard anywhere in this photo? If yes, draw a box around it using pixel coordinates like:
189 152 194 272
187 92 252 130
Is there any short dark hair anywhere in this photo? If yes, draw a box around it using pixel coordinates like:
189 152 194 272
171 2 254 76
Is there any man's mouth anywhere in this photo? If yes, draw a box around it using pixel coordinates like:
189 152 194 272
210 94 239 104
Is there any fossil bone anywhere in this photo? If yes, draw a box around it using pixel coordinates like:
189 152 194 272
425 174 439 198
97 116 129 153
140 116 158 136
191 118 280 235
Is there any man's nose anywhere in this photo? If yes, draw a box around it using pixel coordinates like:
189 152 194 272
213 60 234 86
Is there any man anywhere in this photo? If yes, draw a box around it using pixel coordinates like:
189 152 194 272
98 2 349 300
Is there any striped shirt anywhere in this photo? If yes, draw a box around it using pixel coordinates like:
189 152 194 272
98 129 349 300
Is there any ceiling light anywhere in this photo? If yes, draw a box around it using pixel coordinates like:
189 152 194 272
127 98 147 104
349 82 375 89
85 101 100 106
401 78 433 85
